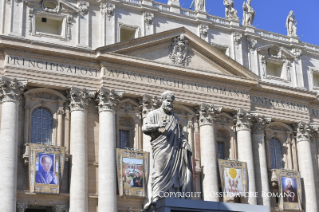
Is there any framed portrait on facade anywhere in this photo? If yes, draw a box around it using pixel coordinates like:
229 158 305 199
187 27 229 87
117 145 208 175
116 149 149 197
275 170 302 211
29 144 66 194
218 159 248 202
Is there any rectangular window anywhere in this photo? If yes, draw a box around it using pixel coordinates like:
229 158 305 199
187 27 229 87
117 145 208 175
313 72 319 87
217 142 225 159
36 16 63 36
266 62 283 77
119 130 130 149
120 27 136 42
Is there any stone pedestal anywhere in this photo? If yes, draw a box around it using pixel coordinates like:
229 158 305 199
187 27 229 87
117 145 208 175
69 87 95 212
235 109 257 205
197 103 222 202
97 87 123 212
251 115 271 207
0 77 26 212
294 122 318 212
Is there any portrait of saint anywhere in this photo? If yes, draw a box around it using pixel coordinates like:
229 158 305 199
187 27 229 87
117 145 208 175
35 154 58 185
122 158 144 188
282 177 298 203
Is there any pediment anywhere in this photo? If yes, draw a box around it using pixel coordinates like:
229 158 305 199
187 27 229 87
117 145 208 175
257 44 295 60
97 27 259 80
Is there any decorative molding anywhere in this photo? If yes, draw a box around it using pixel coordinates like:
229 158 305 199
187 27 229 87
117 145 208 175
96 86 124 112
251 114 271 134
196 103 222 127
42 0 60 13
120 101 134 114
144 12 154 27
216 113 233 126
100 3 115 20
294 121 312 142
0 77 27 103
78 1 89 16
169 34 191 67
57 107 65 115
286 60 292 81
292 48 302 59
68 86 96 112
233 32 242 45
247 37 257 51
199 24 208 38
234 108 252 131
67 15 72 40
28 8 34 35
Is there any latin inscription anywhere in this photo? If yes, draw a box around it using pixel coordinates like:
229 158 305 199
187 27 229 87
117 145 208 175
6 56 98 77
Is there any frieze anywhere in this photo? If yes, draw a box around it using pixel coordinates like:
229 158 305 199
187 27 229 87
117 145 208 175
5 56 99 78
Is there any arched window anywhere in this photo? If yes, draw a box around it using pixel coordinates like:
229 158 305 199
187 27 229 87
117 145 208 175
30 107 53 145
269 138 283 169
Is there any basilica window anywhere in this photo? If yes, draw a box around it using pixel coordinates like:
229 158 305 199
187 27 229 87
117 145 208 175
266 61 283 78
118 23 140 42
269 138 283 169
36 16 63 36
118 116 135 149
30 107 53 145
119 130 130 149
217 142 225 159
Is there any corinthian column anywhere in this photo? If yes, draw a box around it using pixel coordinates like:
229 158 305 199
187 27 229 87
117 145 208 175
197 103 222 201
69 86 96 212
97 86 123 212
294 122 318 212
0 77 26 212
235 109 256 205
251 115 271 207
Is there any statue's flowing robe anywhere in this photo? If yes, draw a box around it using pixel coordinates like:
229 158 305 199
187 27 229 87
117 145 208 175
242 3 255 26
144 108 193 201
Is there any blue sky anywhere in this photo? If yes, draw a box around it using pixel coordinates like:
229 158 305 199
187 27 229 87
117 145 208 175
155 0 319 46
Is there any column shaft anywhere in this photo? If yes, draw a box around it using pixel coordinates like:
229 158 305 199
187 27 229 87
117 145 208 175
69 110 88 212
0 101 19 212
252 133 270 207
98 111 117 211
200 124 219 201
297 140 317 211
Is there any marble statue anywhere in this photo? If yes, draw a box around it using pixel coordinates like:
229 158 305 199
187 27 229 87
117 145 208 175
190 0 206 12
286 11 297 37
223 0 238 20
242 0 255 26
142 91 194 202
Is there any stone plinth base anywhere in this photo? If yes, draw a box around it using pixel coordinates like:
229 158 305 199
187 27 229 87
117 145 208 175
145 198 269 212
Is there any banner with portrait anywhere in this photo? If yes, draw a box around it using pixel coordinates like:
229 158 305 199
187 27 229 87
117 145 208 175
218 159 248 202
29 144 66 194
116 149 149 197
276 170 302 211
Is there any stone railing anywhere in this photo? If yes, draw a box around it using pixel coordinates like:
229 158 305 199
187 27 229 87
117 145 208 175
180 8 196 17
303 42 319 53
152 2 170 11
255 29 290 42
207 14 230 26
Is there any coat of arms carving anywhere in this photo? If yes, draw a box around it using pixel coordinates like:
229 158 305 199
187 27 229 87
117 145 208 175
169 34 191 67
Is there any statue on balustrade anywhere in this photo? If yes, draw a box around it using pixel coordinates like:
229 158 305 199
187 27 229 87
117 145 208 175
224 0 238 20
286 11 297 37
242 0 255 26
142 91 194 202
190 0 206 12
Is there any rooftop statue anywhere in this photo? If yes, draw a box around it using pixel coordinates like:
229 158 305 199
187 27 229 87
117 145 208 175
286 11 297 37
190 0 206 12
242 0 255 26
224 0 238 20
142 91 194 203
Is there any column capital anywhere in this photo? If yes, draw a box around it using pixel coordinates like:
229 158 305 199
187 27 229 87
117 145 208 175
196 103 222 127
234 109 252 131
251 114 271 134
68 86 96 112
57 107 65 115
139 94 162 119
53 205 66 212
0 77 27 103
16 202 28 212
293 121 312 142
96 86 124 113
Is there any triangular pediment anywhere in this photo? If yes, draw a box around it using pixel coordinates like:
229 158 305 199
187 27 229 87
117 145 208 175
96 27 259 80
